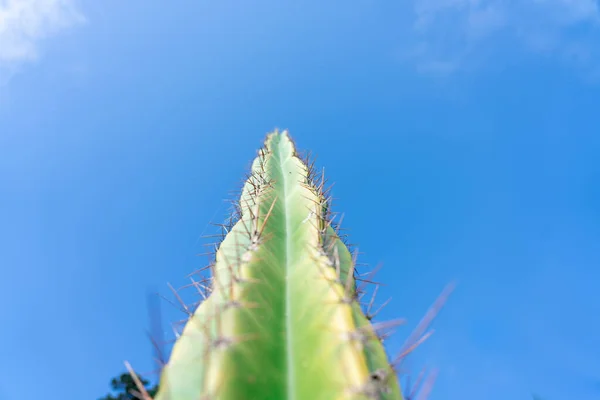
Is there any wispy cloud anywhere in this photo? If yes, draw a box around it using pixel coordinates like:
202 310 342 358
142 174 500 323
408 0 600 76
0 0 84 84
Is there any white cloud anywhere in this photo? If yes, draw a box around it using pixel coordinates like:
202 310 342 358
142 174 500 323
0 0 84 83
408 0 600 75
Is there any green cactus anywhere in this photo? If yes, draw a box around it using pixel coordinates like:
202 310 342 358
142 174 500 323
154 130 404 400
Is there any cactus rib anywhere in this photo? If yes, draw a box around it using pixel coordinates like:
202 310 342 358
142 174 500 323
155 130 403 400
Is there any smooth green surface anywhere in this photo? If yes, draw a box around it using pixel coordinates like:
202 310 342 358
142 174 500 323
155 131 403 400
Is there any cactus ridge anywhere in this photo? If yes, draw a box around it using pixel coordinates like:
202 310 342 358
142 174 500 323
144 130 448 400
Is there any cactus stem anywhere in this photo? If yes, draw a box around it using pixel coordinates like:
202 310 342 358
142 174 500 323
153 131 410 400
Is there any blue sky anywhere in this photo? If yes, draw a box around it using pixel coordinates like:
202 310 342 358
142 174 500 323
1 1 599 399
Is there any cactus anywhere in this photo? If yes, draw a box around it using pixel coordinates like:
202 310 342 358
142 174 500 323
154 130 404 400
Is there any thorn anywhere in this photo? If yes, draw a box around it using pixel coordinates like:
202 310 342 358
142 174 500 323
393 330 435 365
171 323 181 339
256 195 278 240
370 318 407 336
346 318 406 347
167 283 191 316
124 361 153 400
341 254 356 303
333 245 341 278
356 263 384 295
415 369 438 400
196 249 217 258
365 285 379 318
406 368 427 400
146 328 166 356
201 233 226 239
158 293 189 316
334 213 345 235
189 277 211 300
201 241 221 248
395 281 456 368
365 286 392 321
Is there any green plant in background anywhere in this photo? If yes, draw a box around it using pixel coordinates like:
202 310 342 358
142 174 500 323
128 130 446 400
98 372 158 400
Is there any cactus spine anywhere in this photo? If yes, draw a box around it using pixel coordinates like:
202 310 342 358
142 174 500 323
155 130 403 400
